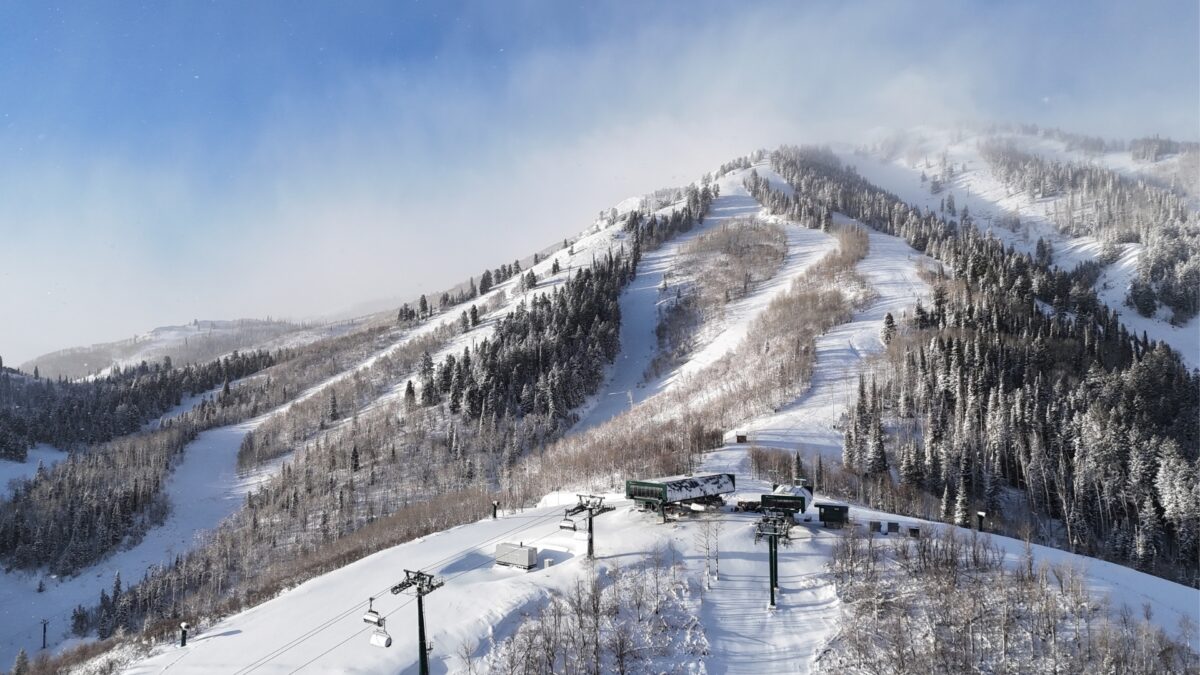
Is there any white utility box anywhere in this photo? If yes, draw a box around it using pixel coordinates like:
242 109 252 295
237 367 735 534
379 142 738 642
495 542 538 570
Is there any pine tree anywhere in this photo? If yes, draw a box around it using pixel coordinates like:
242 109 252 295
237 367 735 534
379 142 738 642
881 312 897 345
350 445 360 473
11 648 29 675
403 380 416 409
842 408 859 470
71 604 89 637
899 442 923 486
865 413 887 476
328 390 339 422
954 474 970 526
1135 496 1161 569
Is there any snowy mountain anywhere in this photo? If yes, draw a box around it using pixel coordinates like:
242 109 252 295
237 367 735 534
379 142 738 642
1 136 1197 674
841 126 1200 367
21 320 308 380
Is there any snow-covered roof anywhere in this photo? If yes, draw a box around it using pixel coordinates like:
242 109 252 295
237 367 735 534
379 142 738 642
771 484 813 499
633 473 736 502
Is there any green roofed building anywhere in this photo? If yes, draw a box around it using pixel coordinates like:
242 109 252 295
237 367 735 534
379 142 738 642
626 473 736 521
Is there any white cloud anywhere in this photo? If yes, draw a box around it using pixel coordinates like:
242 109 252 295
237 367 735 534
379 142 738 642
1 0 1195 363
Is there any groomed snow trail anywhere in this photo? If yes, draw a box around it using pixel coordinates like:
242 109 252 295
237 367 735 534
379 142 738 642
0 423 282 666
699 447 840 675
735 222 935 463
572 176 758 432
123 498 711 674
575 164 835 432
695 221 934 673
672 223 836 383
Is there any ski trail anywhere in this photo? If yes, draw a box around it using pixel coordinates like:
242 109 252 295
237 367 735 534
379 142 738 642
574 164 834 433
572 170 762 432
735 224 935 463
697 221 934 672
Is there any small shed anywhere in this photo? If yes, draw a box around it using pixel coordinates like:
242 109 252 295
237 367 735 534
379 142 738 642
626 473 736 514
761 484 813 515
814 501 849 529
495 543 538 570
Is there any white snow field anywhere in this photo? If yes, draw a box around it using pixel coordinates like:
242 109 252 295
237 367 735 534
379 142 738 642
838 131 1200 368
120 444 1200 673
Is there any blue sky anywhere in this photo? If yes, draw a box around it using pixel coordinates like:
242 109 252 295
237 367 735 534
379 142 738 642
0 0 1196 363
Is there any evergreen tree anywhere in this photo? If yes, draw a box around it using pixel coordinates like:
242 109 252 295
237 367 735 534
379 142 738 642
881 312 896 345
1135 496 1161 569
954 474 970 526
71 604 89 637
864 408 888 476
11 648 29 675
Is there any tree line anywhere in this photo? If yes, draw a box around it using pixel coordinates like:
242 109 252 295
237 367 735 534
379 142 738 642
758 144 1198 585
0 351 275 461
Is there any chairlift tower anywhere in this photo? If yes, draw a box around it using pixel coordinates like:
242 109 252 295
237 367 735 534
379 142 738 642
755 510 792 608
559 494 615 559
390 570 444 675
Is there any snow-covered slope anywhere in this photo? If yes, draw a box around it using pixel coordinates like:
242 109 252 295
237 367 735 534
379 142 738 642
573 164 829 432
21 320 317 380
838 129 1200 368
114 154 1198 674
0 186 648 668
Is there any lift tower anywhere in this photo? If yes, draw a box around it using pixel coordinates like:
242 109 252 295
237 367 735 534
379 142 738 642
390 570 444 674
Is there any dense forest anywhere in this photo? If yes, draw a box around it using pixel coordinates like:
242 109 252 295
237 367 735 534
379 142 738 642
0 316 437 573
753 145 1198 585
0 351 275 460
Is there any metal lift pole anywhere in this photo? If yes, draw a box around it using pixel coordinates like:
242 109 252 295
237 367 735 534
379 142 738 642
390 570 444 674
756 511 790 609
587 510 595 559
768 535 777 608
417 592 429 675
